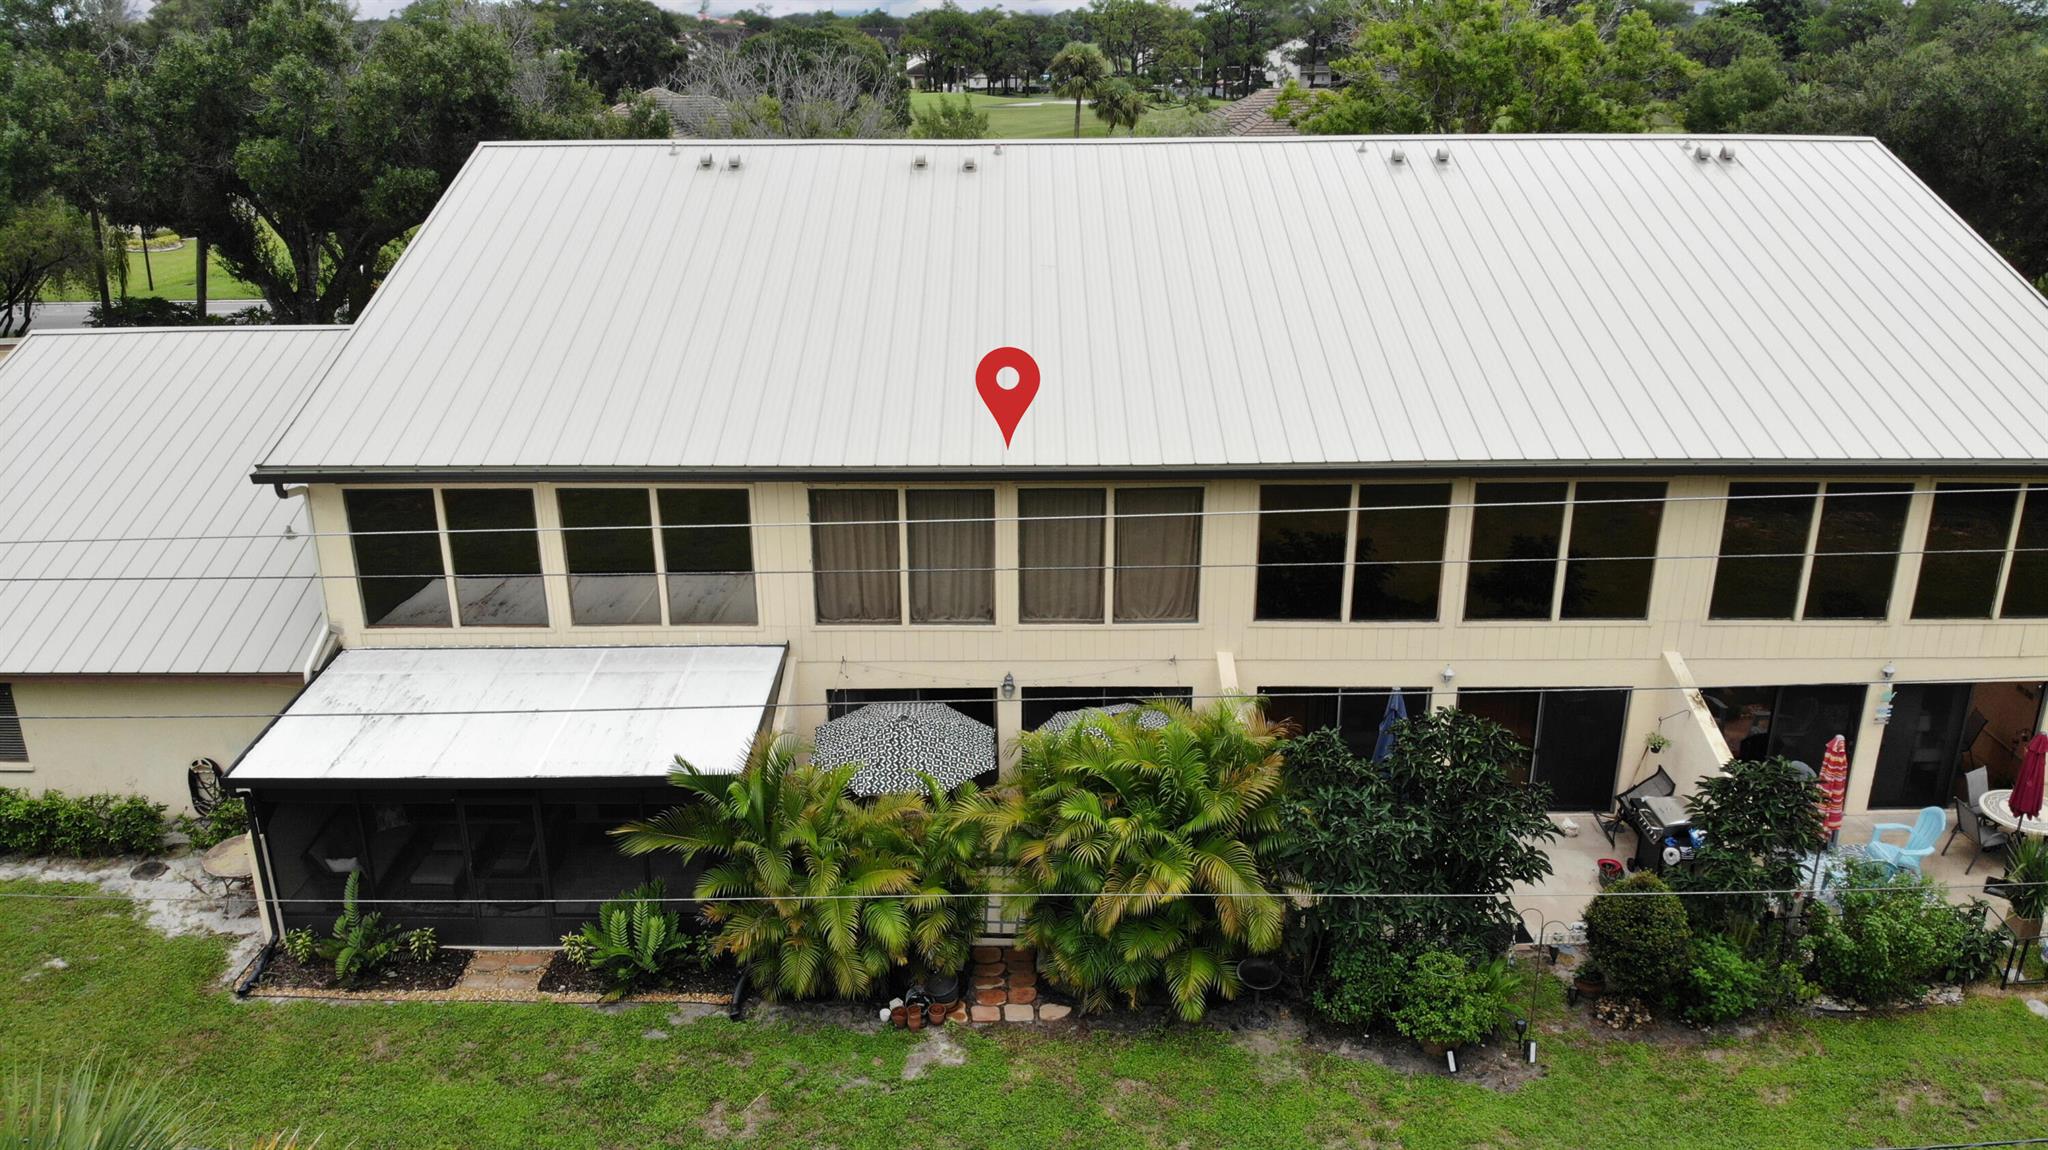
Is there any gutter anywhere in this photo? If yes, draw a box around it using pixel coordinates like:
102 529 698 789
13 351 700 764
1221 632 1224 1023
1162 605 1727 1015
299 624 339 684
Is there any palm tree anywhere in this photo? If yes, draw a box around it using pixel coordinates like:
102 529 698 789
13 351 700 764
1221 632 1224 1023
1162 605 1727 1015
978 700 1288 1020
1090 78 1147 137
614 734 926 1001
1048 41 1110 138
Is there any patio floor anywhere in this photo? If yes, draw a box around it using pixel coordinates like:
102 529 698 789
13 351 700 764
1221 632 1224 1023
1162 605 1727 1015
1515 809 2009 944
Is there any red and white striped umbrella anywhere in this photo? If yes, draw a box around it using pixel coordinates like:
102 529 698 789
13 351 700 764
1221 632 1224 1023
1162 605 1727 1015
1817 734 1850 843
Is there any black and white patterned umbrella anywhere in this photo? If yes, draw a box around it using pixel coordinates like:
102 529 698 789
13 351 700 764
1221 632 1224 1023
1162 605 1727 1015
1036 703 1171 736
813 703 996 797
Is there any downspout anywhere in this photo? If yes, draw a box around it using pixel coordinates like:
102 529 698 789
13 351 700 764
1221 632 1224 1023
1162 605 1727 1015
276 482 339 684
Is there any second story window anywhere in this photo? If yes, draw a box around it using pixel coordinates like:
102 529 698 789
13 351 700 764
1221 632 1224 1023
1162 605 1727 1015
811 489 901 624
659 490 757 625
1114 488 1202 623
0 683 26 762
1255 485 1349 620
345 488 449 628
1709 481 1910 621
907 490 994 624
1354 484 1452 621
1462 481 1666 621
557 489 660 626
1252 483 1456 623
1912 484 2018 619
1018 489 1105 623
442 489 545 627
2003 487 2048 618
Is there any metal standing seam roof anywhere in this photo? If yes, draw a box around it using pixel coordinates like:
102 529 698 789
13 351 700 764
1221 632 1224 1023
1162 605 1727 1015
0 326 345 676
255 135 2048 481
226 644 787 783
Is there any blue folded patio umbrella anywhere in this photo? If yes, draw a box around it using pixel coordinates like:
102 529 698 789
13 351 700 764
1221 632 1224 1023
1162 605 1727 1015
1372 692 1408 763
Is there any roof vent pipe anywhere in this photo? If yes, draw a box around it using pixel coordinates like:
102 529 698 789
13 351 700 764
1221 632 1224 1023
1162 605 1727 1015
1693 144 1711 162
1387 145 1405 164
1433 145 1449 164
726 154 742 170
668 142 678 157
962 156 977 172
698 152 714 169
913 154 928 169
1719 143 1737 162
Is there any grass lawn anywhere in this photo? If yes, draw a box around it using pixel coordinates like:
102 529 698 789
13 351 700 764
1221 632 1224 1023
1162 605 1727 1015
39 242 260 302
3 878 2043 1150
911 91 1170 140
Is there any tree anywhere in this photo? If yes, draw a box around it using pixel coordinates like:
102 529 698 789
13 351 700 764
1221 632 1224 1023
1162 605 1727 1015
0 194 101 336
1744 3 2048 283
1197 0 1296 98
1085 0 1185 78
1669 757 1824 929
1278 710 1557 1010
1090 76 1147 135
530 0 687 102
615 736 930 1000
674 31 909 139
979 702 1289 1021
1291 0 1694 134
903 0 976 91
1049 39 1110 137
910 93 988 138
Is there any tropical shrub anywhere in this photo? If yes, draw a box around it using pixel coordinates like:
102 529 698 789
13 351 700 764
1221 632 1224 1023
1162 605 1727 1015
1583 872 1692 1005
405 927 439 965
1389 950 1515 1049
1312 946 1410 1028
1277 711 1556 1026
1806 861 2001 1005
176 796 248 851
0 789 167 857
1670 757 1823 929
1681 934 1764 1024
281 928 317 965
314 871 403 987
1 1060 192 1149
615 735 951 1001
563 881 712 1001
982 701 1288 1020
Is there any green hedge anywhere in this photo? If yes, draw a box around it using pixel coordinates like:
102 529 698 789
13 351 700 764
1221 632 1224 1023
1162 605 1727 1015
0 788 167 857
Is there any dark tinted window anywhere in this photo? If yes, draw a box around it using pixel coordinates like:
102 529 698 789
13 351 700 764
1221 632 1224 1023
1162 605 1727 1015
1464 482 1566 620
1255 485 1349 620
2001 487 2048 618
1021 686 1193 731
441 489 545 627
1018 489 1105 624
1260 686 1430 755
810 490 901 624
1561 482 1664 619
659 489 756 625
345 489 449 627
1352 483 1450 621
1912 484 2017 619
558 489 659 626
1803 483 1910 619
1709 482 1817 619
0 683 24 762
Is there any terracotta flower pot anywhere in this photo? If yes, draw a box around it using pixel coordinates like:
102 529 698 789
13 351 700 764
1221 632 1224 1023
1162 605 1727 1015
927 1003 950 1026
906 1008 925 1031
1572 976 1605 998
2012 916 2043 942
890 1005 908 1027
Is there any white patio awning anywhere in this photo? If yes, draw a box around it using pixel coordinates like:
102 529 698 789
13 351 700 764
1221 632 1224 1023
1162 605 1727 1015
229 645 785 785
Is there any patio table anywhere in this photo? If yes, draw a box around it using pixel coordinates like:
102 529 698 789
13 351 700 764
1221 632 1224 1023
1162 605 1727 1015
1980 789 2048 838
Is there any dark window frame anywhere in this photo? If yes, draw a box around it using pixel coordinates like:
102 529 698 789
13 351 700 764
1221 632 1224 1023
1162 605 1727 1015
0 683 26 762
343 487 452 629
657 487 759 627
1461 480 1665 623
1708 479 1920 623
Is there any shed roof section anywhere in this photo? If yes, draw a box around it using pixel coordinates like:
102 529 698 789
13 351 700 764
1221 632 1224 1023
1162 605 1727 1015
258 136 2048 480
0 326 345 675
226 645 786 784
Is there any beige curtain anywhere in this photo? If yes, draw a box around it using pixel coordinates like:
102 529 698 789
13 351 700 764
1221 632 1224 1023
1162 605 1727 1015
1019 488 1105 623
811 490 901 624
1115 487 1202 623
908 489 995 624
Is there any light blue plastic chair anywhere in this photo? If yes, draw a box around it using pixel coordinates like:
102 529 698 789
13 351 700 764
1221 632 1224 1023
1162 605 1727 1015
1866 806 1946 874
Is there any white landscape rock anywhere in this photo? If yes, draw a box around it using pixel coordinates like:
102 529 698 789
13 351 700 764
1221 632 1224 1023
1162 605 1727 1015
2026 998 2048 1021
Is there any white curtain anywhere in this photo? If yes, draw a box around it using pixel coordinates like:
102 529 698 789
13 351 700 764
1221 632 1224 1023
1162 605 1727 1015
908 489 995 624
1019 488 1105 623
811 490 901 624
1114 488 1202 623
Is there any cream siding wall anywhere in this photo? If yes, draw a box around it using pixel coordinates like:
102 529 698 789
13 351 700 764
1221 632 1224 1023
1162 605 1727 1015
5 676 305 811
304 477 2048 814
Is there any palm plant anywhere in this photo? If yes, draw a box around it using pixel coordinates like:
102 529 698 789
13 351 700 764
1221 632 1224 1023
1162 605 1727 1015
1090 78 1147 136
981 701 1288 1020
1049 41 1110 137
904 777 993 979
2 1060 192 1150
613 735 926 1001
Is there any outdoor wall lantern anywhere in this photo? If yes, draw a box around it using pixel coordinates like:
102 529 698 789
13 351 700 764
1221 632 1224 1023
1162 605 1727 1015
1001 673 1015 699
1440 665 1456 683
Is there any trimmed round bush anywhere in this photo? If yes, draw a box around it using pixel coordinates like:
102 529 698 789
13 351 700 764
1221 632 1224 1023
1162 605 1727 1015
1583 872 1691 1005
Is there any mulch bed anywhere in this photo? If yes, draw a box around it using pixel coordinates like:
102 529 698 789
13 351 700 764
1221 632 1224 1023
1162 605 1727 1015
253 946 472 994
536 950 738 1000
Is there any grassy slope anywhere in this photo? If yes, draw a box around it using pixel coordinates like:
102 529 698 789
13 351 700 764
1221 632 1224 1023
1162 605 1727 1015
40 243 261 302
2 878 2041 1150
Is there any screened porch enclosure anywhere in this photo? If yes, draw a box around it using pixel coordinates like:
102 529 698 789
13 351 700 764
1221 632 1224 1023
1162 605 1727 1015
252 784 701 946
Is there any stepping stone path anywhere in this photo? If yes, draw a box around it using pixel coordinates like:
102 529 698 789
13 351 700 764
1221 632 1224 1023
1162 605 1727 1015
457 949 553 995
965 945 1070 1024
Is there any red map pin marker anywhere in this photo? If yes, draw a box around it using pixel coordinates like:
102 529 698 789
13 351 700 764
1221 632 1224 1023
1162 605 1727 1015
976 346 1039 448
